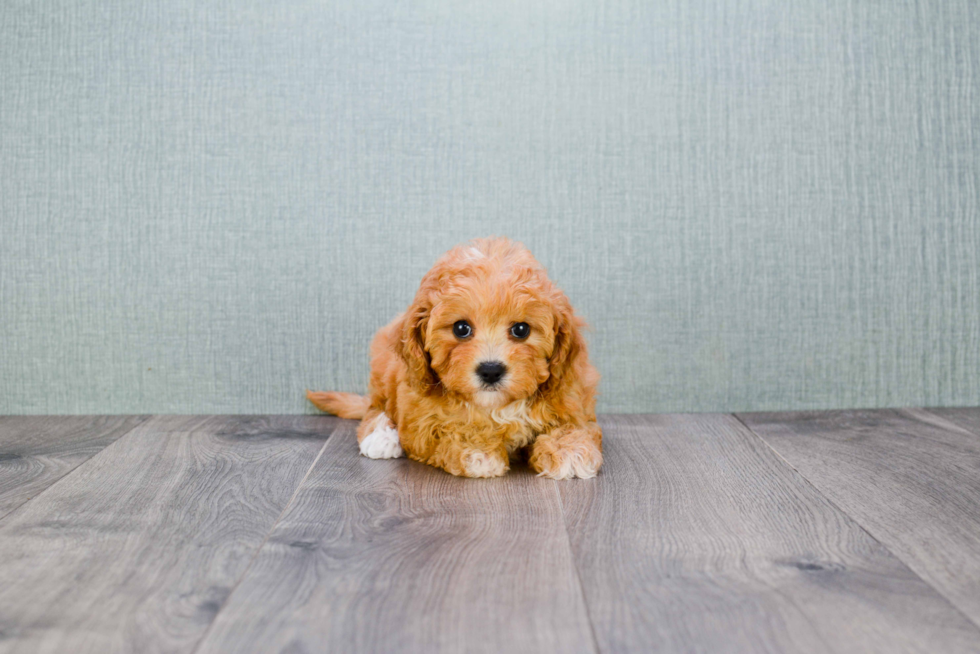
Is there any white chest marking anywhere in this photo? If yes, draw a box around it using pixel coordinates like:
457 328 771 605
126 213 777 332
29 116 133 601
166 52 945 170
488 400 543 453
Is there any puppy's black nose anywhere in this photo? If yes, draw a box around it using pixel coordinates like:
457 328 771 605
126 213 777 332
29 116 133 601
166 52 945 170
476 361 507 385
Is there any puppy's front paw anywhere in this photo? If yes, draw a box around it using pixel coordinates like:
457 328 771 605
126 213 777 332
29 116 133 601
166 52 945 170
359 415 404 459
530 429 602 480
462 450 508 478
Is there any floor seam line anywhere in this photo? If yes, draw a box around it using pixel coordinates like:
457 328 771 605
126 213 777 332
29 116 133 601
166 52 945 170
554 477 604 654
188 421 340 654
913 407 980 439
731 411 980 635
0 414 152 525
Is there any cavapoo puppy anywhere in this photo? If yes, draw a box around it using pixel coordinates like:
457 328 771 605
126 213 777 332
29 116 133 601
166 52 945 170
307 237 602 479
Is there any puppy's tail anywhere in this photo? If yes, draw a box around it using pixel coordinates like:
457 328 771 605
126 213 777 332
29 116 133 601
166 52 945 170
306 390 370 420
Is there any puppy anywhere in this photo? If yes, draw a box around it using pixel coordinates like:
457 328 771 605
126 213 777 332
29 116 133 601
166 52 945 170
307 237 602 479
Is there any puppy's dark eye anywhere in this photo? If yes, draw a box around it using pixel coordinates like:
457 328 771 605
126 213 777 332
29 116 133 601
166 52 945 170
452 320 472 339
510 322 530 339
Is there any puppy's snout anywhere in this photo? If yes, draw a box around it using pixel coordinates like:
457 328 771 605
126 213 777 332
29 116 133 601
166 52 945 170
476 361 507 385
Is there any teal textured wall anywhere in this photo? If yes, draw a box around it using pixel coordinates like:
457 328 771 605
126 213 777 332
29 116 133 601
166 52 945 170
2 0 979 414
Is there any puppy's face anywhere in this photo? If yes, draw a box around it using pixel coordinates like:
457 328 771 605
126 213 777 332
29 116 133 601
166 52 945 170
403 242 575 409
426 281 555 408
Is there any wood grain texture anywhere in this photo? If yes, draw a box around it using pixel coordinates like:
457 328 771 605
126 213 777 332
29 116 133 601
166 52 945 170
559 414 980 653
0 415 148 521
739 409 980 631
0 415 337 654
924 407 980 437
195 427 596 654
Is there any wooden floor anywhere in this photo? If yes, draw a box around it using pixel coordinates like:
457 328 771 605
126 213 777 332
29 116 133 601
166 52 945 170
1 410 979 653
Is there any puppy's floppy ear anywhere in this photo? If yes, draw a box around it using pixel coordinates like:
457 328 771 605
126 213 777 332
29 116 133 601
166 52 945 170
401 294 438 391
546 293 588 388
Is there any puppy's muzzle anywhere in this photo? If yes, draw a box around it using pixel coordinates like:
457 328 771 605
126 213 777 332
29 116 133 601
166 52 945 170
476 361 507 386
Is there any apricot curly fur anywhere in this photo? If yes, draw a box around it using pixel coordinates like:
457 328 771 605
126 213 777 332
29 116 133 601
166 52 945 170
309 237 603 479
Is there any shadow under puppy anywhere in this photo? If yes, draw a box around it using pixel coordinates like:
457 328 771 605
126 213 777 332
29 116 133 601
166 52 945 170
308 237 602 479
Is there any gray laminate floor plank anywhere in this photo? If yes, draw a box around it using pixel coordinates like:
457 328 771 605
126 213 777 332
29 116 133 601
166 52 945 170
738 408 980 630
923 406 980 437
558 413 980 654
195 425 596 654
0 415 338 654
0 415 148 521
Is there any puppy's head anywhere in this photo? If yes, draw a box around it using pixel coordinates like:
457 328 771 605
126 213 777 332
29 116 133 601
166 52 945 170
401 238 585 408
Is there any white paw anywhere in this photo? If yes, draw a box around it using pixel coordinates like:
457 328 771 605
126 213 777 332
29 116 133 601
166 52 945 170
537 443 602 480
359 414 404 459
463 450 508 478
550 455 600 480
